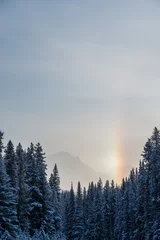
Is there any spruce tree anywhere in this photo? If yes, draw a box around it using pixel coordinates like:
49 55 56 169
63 191 70 238
141 139 153 239
82 187 87 236
135 161 146 239
109 180 116 240
66 183 75 240
29 142 55 237
103 180 111 239
49 164 61 202
49 164 62 233
0 160 19 238
0 130 4 159
85 182 95 239
94 178 103 239
128 169 137 239
16 143 30 232
4 140 17 189
151 128 160 233
122 178 130 240
114 185 122 240
73 182 84 240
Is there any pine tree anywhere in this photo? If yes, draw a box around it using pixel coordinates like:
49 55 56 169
152 128 160 233
109 180 116 240
4 140 17 189
142 139 153 239
94 178 103 239
103 180 111 239
49 164 61 202
82 187 87 236
114 184 122 240
134 161 146 239
66 183 75 240
121 178 130 240
61 190 69 237
0 160 19 238
27 144 41 236
85 182 95 239
0 130 4 159
29 143 55 237
26 143 35 182
16 143 30 232
49 164 62 233
128 169 137 239
62 191 70 238
73 182 84 240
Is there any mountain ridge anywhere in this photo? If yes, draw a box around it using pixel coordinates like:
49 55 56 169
46 151 109 190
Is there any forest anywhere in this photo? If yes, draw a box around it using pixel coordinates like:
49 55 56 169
0 127 160 239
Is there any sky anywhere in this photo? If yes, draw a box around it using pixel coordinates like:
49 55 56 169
1 0 160 183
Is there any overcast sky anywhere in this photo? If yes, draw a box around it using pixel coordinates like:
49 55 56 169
1 0 160 182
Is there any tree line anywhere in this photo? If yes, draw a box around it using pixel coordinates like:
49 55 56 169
1 128 160 239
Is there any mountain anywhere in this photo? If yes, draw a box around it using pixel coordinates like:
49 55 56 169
46 152 109 190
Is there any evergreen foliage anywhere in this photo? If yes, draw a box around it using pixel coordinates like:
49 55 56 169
0 131 63 239
4 140 17 189
0 160 19 238
49 164 61 202
16 143 30 232
1 127 160 239
49 164 62 232
73 182 84 240
0 130 4 159
66 183 75 240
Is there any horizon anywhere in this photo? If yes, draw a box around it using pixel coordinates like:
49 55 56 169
1 128 156 189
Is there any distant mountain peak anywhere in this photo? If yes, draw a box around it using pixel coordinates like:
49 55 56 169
46 151 109 190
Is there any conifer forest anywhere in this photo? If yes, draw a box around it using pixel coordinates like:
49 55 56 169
1 127 160 239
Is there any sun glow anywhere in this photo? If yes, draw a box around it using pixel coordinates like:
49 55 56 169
104 128 124 184
115 132 124 184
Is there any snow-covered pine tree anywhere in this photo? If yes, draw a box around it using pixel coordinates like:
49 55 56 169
128 169 137 239
94 178 104 240
66 183 75 240
49 164 61 202
0 130 4 159
109 180 116 240
151 127 160 234
85 182 95 239
141 138 153 239
4 140 17 189
26 143 35 181
49 164 62 233
62 191 70 237
0 160 19 238
121 178 130 240
103 180 111 239
16 143 30 233
114 184 122 240
134 160 146 239
82 187 87 237
29 142 55 237
73 182 84 240
26 143 40 236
